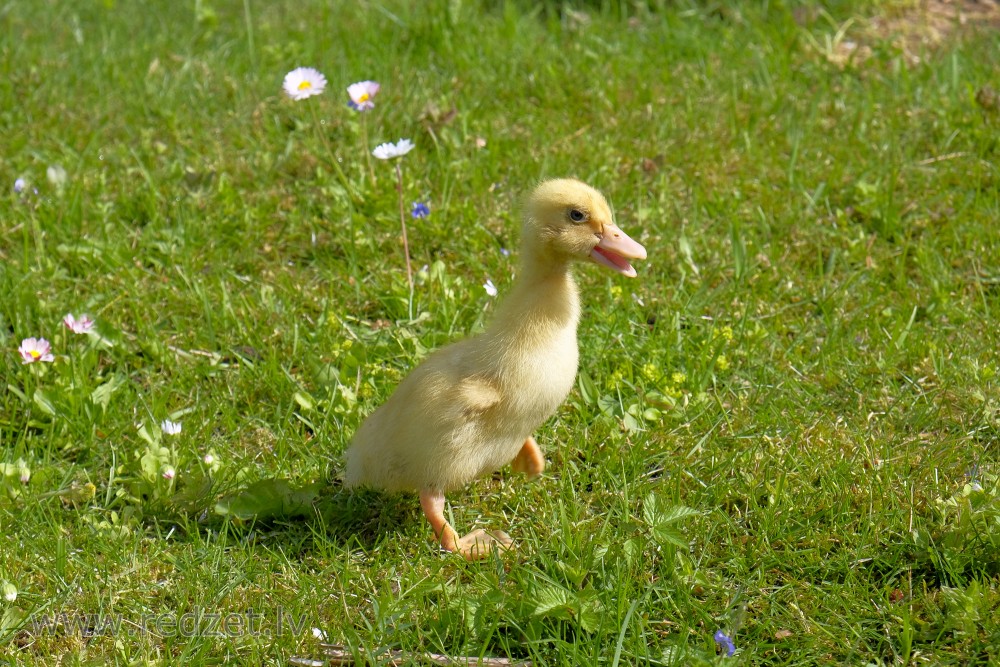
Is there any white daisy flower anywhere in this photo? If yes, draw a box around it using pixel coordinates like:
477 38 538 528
347 80 380 111
282 67 327 101
46 165 67 188
483 279 498 297
372 138 415 160
161 420 182 436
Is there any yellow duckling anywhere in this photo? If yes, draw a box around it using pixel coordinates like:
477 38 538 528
345 179 647 559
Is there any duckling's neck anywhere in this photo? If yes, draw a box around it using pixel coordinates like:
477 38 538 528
486 249 581 344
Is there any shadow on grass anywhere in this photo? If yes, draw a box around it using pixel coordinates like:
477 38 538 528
313 482 421 550
166 474 420 554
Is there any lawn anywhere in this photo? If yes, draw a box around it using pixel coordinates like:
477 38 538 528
2 0 999 664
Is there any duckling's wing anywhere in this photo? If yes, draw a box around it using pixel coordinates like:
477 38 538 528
453 376 501 414
345 342 504 491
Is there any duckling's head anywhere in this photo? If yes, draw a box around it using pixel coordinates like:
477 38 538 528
524 179 647 277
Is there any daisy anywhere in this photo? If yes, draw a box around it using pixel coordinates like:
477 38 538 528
372 138 415 160
63 313 95 334
483 279 498 297
347 80 380 111
18 338 54 364
411 202 430 219
282 67 327 101
161 420 182 436
46 165 67 188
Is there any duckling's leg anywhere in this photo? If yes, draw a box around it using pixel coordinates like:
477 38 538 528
511 436 545 478
419 488 512 560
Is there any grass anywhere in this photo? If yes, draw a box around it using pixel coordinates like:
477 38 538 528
2 0 999 664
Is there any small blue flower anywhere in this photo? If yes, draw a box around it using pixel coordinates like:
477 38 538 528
714 630 736 657
13 178 25 193
500 247 511 257
411 202 430 219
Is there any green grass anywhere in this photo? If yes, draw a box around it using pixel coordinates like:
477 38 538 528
2 0 1000 664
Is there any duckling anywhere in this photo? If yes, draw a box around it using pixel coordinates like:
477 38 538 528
344 179 647 559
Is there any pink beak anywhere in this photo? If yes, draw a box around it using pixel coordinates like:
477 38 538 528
590 224 647 278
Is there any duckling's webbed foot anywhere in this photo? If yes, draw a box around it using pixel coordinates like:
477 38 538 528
511 436 545 478
456 528 513 559
419 488 512 561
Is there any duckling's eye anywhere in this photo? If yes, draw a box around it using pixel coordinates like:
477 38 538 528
568 209 586 223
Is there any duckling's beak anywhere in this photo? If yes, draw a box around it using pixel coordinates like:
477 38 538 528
590 224 647 278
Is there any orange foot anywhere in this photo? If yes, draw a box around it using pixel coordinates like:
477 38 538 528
511 436 545 478
419 488 512 561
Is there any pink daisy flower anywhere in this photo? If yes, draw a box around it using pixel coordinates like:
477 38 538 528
19 337 54 364
63 313 95 334
347 80 380 111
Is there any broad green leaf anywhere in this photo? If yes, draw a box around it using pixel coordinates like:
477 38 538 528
139 445 170 479
136 423 156 446
577 371 599 405
623 413 640 432
90 374 125 410
578 605 602 633
658 505 701 525
214 478 321 521
2 607 23 634
598 394 619 416
6 384 27 403
293 391 315 411
533 584 572 617
33 389 57 416
650 526 689 549
643 495 699 548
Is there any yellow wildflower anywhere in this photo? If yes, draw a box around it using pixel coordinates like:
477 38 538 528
663 385 682 399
